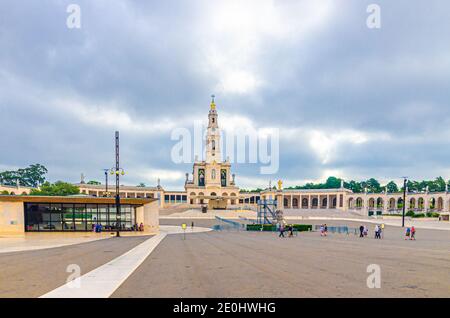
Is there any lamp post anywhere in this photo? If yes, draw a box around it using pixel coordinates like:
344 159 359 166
103 169 109 197
110 131 125 237
402 177 408 228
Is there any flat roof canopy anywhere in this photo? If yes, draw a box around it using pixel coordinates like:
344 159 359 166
0 195 155 205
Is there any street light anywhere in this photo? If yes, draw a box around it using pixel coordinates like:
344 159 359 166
109 131 125 237
402 177 408 228
103 169 109 197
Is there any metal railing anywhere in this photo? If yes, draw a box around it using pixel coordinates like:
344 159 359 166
213 216 246 231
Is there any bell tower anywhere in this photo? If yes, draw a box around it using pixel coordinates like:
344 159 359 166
206 95 221 163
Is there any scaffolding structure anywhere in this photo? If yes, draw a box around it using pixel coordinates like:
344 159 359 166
257 199 282 224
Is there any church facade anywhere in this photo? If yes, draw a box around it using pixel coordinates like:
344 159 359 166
184 97 240 209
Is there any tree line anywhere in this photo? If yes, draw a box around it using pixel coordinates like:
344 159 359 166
2 165 449 196
285 176 449 193
241 176 450 193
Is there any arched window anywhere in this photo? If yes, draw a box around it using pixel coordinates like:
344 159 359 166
302 198 308 208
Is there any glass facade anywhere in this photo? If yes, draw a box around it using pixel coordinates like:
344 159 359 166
24 203 137 232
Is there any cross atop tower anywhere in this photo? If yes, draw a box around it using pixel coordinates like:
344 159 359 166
210 94 216 110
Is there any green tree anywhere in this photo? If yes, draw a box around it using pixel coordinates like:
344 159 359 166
431 177 446 192
30 181 80 196
87 180 101 185
385 181 399 193
325 176 342 189
0 164 48 187
364 178 382 193
137 183 146 187
345 180 363 193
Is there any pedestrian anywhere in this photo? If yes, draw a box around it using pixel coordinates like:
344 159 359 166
410 226 416 240
139 222 144 231
324 224 328 236
363 225 368 237
288 225 294 237
279 223 285 238
320 224 324 237
405 227 411 240
359 225 364 237
374 224 380 239
191 221 194 230
380 223 385 239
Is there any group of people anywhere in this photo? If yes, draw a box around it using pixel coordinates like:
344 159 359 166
359 224 384 239
405 226 416 240
374 224 384 239
358 225 369 237
275 221 418 240
92 222 144 233
277 223 294 238
319 224 328 237
358 224 383 239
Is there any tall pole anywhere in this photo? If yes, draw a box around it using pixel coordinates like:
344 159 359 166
115 131 121 237
103 169 109 197
402 177 407 228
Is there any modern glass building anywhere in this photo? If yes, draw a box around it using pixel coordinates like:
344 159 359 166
0 195 159 236
24 202 137 232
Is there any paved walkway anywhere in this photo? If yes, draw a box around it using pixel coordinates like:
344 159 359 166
0 232 154 254
40 225 212 298
112 226 450 298
0 236 149 298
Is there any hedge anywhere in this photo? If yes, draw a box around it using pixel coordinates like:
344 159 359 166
246 224 312 232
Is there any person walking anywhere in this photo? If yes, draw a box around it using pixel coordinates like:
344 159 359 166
374 224 380 239
405 227 411 240
279 223 285 238
377 224 382 239
191 221 195 230
359 225 364 237
288 225 294 238
324 224 328 236
320 224 325 237
363 225 368 237
410 226 416 240
380 223 385 239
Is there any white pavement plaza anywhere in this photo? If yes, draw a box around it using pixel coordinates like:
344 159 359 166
40 225 212 298
0 235 109 254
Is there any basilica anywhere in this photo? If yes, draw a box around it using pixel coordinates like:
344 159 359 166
184 96 240 209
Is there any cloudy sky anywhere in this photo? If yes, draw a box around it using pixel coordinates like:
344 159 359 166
1 0 449 190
